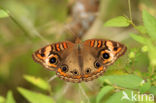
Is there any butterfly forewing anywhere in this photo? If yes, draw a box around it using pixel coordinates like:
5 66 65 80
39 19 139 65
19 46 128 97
32 41 74 71
83 39 127 66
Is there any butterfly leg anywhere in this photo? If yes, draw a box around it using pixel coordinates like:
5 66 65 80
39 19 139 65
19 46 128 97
79 84 90 103
84 80 100 91
48 75 57 83
54 83 72 100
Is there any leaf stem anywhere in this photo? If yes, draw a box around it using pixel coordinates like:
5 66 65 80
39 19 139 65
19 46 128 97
129 20 147 36
128 0 132 21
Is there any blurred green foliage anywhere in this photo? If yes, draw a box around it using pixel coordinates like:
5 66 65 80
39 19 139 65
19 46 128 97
0 0 156 103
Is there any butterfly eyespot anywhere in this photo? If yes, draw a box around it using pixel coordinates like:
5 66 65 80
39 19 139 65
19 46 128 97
71 70 78 75
40 53 45 57
86 68 91 74
49 57 57 64
74 71 78 74
94 61 101 68
62 67 67 72
61 65 68 72
113 47 118 51
103 53 110 59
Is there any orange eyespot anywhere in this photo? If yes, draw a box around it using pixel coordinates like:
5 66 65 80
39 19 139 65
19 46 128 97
100 50 112 64
102 53 110 59
100 50 110 59
40 53 45 57
49 57 56 64
48 54 59 67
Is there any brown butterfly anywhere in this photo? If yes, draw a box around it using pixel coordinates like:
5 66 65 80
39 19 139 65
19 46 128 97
32 38 127 83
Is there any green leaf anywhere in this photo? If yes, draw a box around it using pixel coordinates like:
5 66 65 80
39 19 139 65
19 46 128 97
100 74 143 89
0 9 9 18
96 86 114 103
143 10 156 39
104 16 130 27
6 91 16 103
24 75 50 91
130 33 156 66
139 80 151 93
0 96 5 103
149 86 156 95
105 90 134 103
136 25 147 34
147 43 156 66
17 87 55 103
130 33 149 44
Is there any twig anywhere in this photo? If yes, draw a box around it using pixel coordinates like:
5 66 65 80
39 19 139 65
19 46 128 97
128 0 132 21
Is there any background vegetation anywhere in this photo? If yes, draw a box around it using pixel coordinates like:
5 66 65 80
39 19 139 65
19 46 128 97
0 0 156 103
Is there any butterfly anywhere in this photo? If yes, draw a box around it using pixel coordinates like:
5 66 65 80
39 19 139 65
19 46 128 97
32 38 127 83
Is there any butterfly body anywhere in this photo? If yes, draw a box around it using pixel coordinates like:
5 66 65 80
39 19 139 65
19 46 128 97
32 39 127 83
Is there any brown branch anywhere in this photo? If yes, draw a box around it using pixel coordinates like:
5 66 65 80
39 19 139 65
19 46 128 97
65 0 100 41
